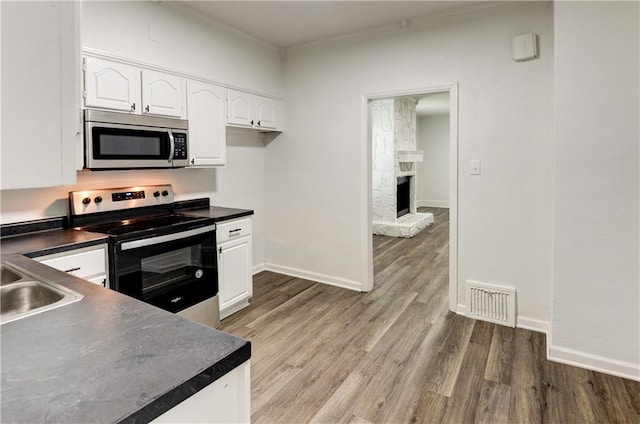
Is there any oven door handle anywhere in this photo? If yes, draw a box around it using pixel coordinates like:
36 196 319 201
120 224 216 251
167 129 175 164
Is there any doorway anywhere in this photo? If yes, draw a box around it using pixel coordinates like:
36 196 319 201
361 83 458 313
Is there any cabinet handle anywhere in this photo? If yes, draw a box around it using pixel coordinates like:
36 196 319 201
218 247 222 254
145 105 150 113
63 267 81 273
131 103 136 112
229 228 242 235
191 159 195 165
257 120 261 126
250 120 254 126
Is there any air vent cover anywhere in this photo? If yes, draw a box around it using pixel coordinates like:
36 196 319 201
465 280 516 327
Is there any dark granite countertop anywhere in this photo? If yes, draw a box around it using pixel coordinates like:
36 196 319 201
177 204 254 222
1 228 109 257
1 254 250 423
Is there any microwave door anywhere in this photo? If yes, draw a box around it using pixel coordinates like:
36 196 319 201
85 122 174 169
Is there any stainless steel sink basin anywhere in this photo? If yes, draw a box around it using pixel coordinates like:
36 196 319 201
1 267 22 284
0 262 83 324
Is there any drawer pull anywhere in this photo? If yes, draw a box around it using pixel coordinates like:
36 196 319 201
229 228 242 234
63 267 81 273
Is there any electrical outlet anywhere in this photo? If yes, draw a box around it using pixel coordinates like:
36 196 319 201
470 160 481 175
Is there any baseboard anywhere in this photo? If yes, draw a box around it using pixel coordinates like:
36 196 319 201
252 263 267 275
516 316 549 334
457 304 548 334
548 344 640 382
263 263 363 292
417 200 450 208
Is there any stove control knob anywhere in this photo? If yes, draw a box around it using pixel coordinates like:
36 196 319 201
153 191 160 198
94 196 103 204
162 190 169 197
82 197 91 205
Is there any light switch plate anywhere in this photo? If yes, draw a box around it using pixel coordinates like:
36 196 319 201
470 160 481 175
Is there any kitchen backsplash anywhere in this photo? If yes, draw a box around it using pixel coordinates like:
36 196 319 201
0 168 216 225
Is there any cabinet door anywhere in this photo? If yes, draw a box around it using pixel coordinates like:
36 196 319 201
84 57 140 113
219 236 252 312
226 89 254 127
1 1 80 190
36 244 109 287
141 69 185 118
186 80 226 166
255 96 283 131
151 360 250 423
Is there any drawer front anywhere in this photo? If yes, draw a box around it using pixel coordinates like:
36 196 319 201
38 246 107 279
217 218 252 244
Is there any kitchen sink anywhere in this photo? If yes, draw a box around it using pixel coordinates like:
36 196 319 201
0 262 83 325
1 267 22 284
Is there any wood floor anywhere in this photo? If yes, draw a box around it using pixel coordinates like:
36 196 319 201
221 207 640 423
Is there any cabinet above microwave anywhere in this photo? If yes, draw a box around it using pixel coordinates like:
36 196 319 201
83 57 186 119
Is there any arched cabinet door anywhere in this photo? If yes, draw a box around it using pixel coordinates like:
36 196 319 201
84 57 140 113
187 80 226 166
141 69 185 118
254 95 282 130
226 89 254 128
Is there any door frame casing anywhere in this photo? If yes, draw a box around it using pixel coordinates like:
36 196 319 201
361 82 459 312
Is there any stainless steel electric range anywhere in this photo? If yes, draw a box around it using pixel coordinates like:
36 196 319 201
69 184 219 328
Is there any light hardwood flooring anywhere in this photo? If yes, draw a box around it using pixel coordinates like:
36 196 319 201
221 207 640 423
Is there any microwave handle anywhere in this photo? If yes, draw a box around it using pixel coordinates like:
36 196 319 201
167 129 175 164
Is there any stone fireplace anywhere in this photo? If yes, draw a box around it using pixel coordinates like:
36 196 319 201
372 98 433 238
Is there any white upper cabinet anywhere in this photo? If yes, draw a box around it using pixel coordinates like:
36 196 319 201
186 80 226 166
226 89 283 132
141 69 185 118
84 57 185 118
255 95 282 131
226 89 254 128
84 57 140 113
1 1 80 190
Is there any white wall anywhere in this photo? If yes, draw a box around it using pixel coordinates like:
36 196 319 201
267 1 554 324
0 1 283 268
551 1 640 379
416 114 450 208
82 1 283 97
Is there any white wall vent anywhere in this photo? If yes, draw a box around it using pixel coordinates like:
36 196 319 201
464 280 516 327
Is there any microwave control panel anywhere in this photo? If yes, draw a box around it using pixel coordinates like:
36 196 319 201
173 133 187 160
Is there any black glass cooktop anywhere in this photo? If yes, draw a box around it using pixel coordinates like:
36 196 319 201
81 214 205 236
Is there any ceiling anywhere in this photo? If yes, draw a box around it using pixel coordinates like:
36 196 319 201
173 1 491 49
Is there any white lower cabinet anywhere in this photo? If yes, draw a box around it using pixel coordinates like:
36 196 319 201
217 218 253 319
36 244 109 288
151 360 250 424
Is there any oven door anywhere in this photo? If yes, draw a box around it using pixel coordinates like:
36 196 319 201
113 225 218 314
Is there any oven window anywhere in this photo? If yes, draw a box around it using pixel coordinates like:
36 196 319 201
141 246 202 293
93 127 170 159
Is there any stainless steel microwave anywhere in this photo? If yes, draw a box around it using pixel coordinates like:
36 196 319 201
84 109 189 170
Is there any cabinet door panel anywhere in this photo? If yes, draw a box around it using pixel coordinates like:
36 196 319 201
2 1 80 189
226 89 254 127
219 237 252 309
186 80 226 166
142 69 185 118
84 57 139 113
255 96 279 130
